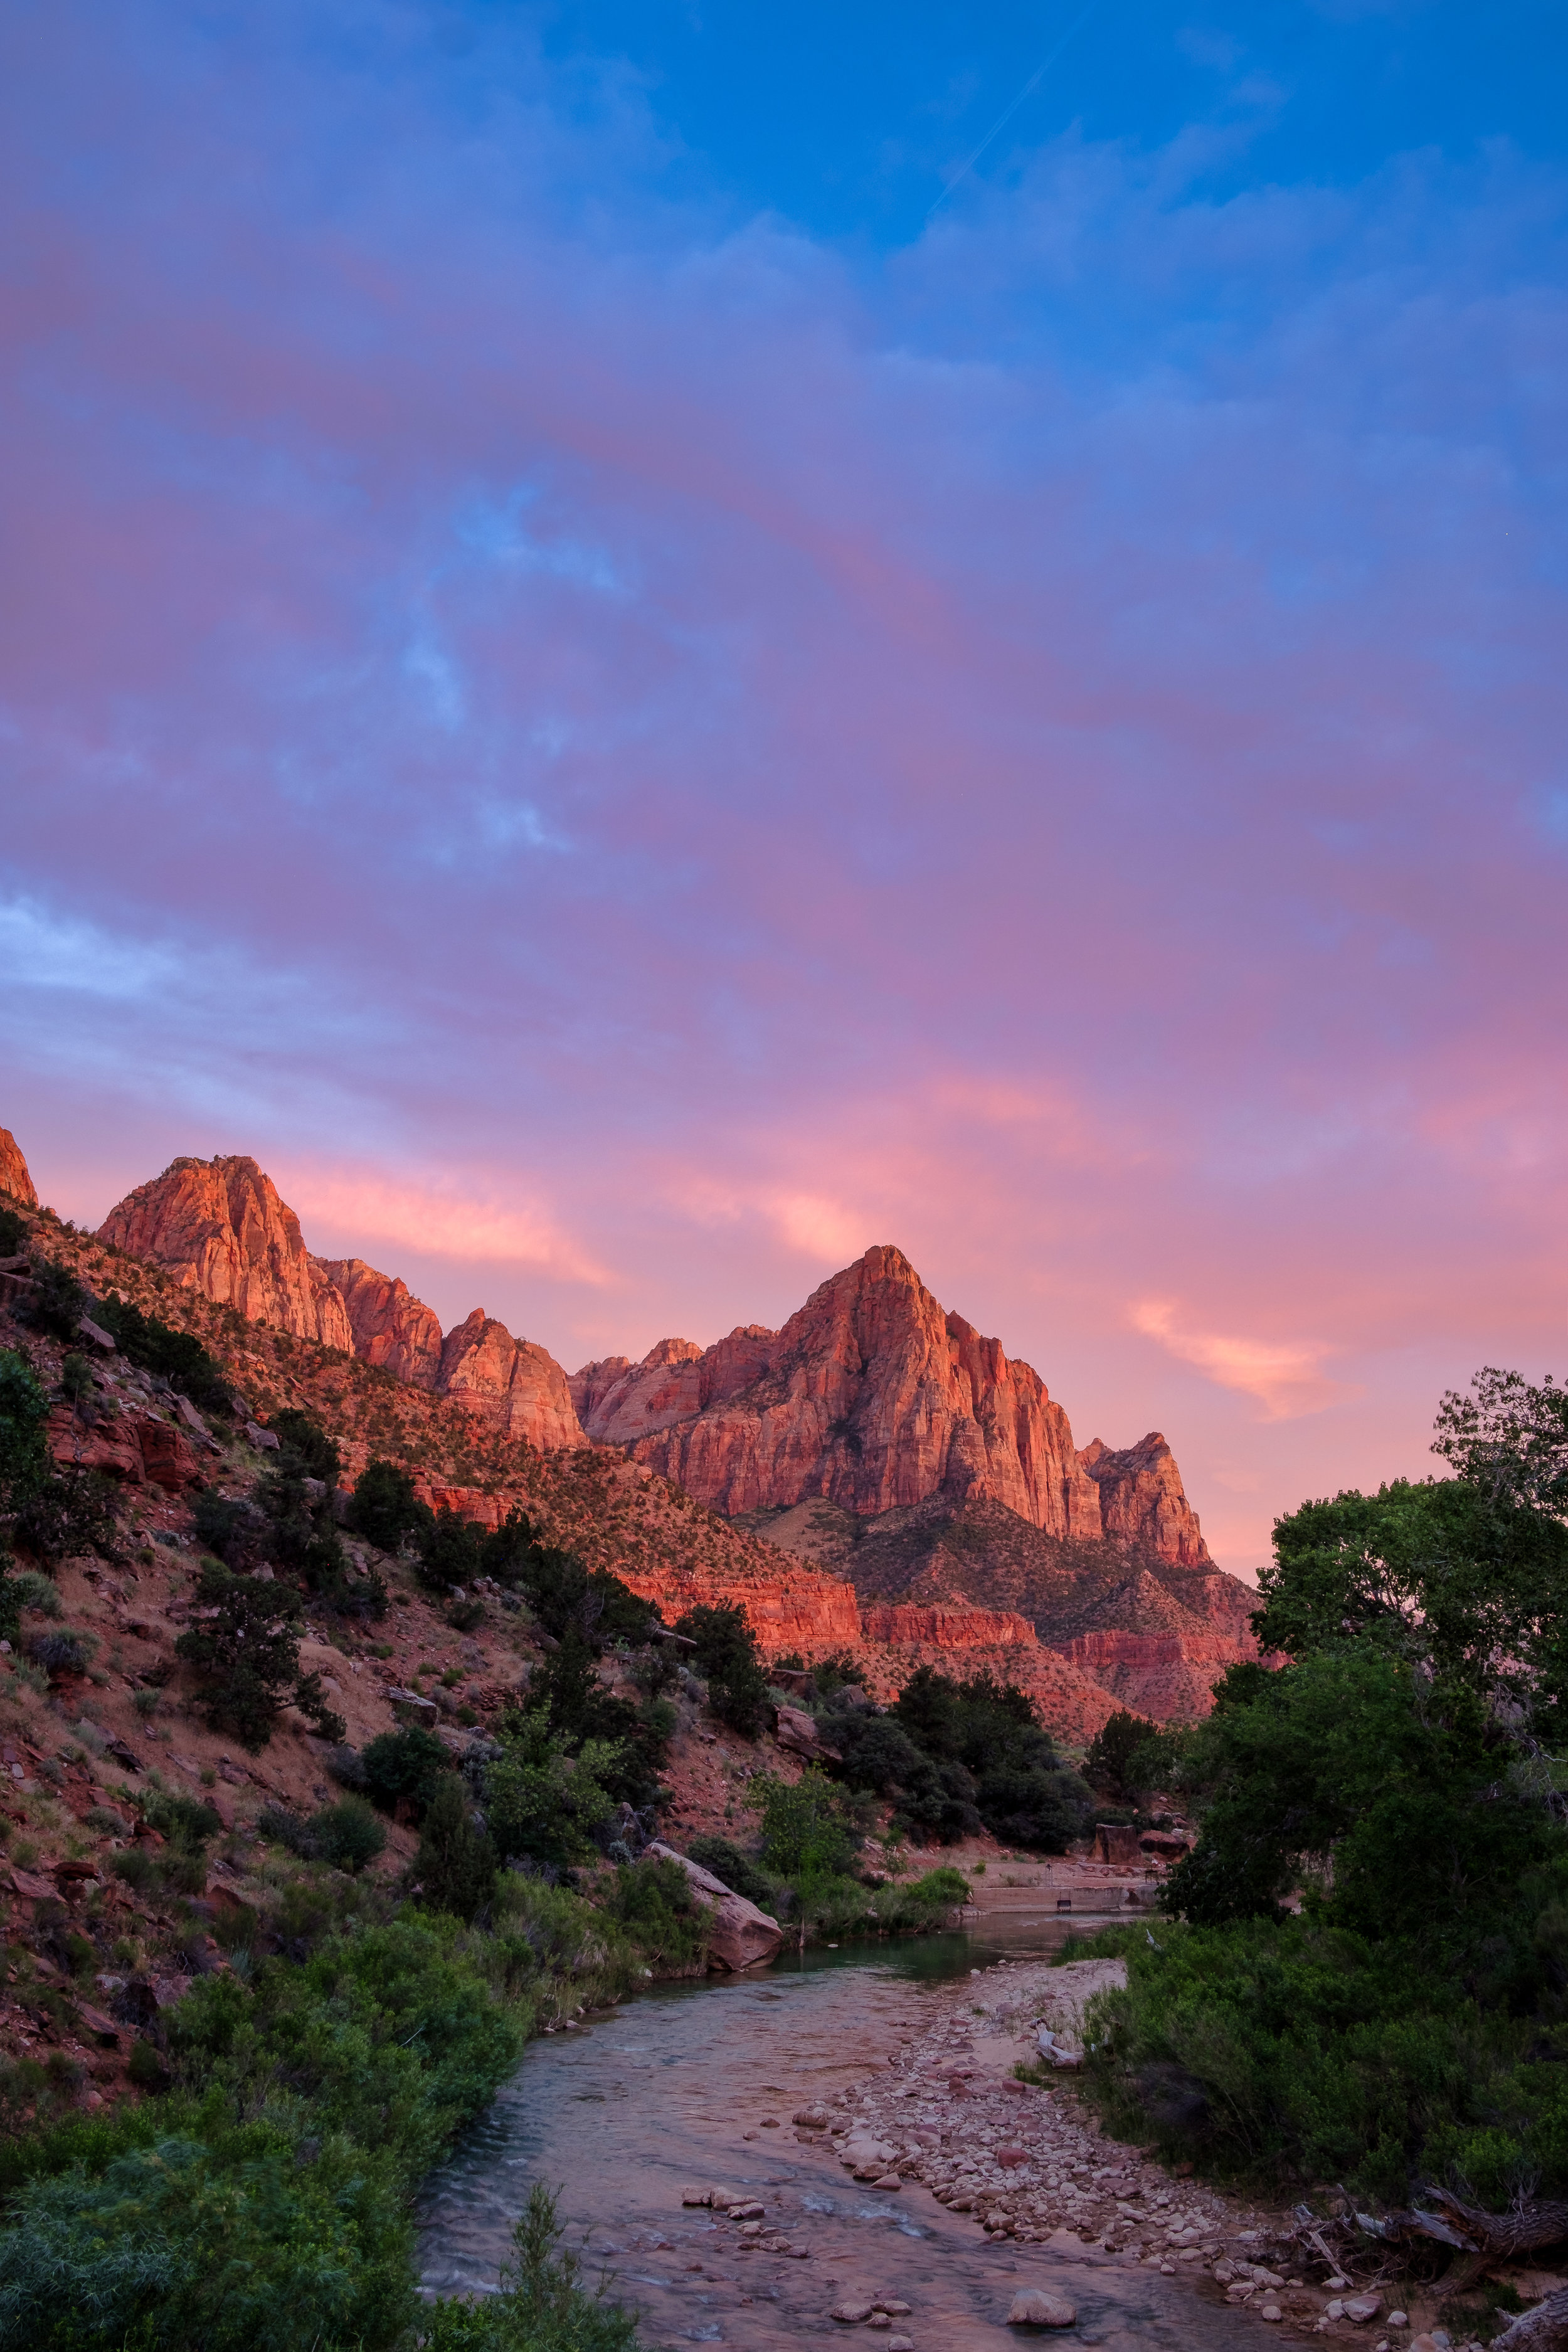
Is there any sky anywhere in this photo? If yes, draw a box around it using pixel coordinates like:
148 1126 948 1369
2 1 1566 1576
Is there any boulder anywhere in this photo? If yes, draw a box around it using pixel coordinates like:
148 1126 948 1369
644 1842 783 1971
773 1703 842 1763
1006 2287 1078 2328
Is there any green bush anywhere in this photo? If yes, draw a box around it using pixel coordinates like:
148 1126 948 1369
414 1777 497 1922
599 1857 711 1974
482 1710 623 1873
0 1206 26 1253
361 1727 453 1819
418 1507 483 1593
883 1667 1094 1851
347 1459 431 1553
21 1256 87 1343
265 1408 340 1483
419 2183 640 2352
259 1795 386 1875
684 1834 777 1909
23 1628 98 1681
91 1295 227 1406
12 1471 121 1568
674 1600 771 1736
750 1766 862 1884
174 1561 318 1750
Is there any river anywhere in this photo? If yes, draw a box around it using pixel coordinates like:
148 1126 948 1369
418 1916 1264 2349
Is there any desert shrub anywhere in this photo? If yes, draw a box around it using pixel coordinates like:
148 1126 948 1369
0 1348 49 1517
482 1711 623 1875
684 1835 777 1909
23 1628 98 1681
12 1471 120 1567
142 1791 223 1851
348 1459 431 1552
418 1507 483 1593
325 1742 370 1791
0 1205 26 1253
419 2183 639 2352
266 1408 339 1483
174 1561 328 1751
21 1255 87 1342
599 1858 711 1975
58 1352 95 1407
361 1727 453 1819
190 1491 253 1566
6 1569 61 1619
259 1796 386 1875
415 1777 497 1922
90 1295 226 1405
109 1848 156 1892
674 1601 771 1737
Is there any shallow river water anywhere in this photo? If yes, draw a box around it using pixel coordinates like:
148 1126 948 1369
417 1921 1259 2351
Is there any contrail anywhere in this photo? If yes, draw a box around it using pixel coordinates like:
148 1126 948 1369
927 0 1104 218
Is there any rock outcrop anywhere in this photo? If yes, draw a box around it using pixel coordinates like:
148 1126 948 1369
437 1310 585 1452
100 1157 355 1352
98 1156 585 1454
0 1127 37 1209
645 1842 783 1971
1078 1434 1208 1568
314 1256 443 1389
591 1247 1115 1539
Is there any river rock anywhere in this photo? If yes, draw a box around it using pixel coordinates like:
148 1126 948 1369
645 1842 783 1971
830 2299 876 2323
1344 2296 1382 2324
1007 2287 1078 2328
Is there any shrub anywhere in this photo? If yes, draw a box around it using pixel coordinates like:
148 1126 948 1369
0 1205 26 1253
142 1791 224 1850
750 1767 862 1884
190 1491 254 1567
259 1796 386 1874
265 1408 340 1483
684 1835 777 1909
109 1848 156 1892
58 1352 95 1407
599 1858 711 1975
419 2183 639 2352
23 1628 98 1681
418 1508 483 1594
361 1727 452 1819
1084 1708 1169 1801
674 1601 771 1737
348 1459 431 1552
415 1777 497 1922
482 1711 623 1874
174 1562 307 1751
21 1254 87 1342
0 1348 49 1523
91 1294 227 1405
13 1470 121 1566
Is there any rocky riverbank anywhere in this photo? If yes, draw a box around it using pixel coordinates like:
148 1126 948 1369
807 1954 1499 2351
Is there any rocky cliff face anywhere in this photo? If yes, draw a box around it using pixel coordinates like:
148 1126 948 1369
100 1157 355 1351
314 1256 443 1389
594 1246 1115 1539
0 1127 37 1209
98 1157 584 1454
437 1310 585 1453
1078 1433 1209 1568
578 1247 1209 1565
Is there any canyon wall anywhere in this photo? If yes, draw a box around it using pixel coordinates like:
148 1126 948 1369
98 1156 585 1454
580 1245 1164 1544
0 1127 37 1209
1078 1433 1209 1568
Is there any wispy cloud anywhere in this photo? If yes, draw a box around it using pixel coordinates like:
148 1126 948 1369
1133 1300 1350 1421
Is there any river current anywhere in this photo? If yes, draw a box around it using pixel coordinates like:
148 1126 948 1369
418 1920 1260 2350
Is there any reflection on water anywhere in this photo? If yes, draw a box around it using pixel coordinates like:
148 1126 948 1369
418 1919 1249 2349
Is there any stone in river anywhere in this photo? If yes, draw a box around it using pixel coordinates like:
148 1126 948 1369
1007 2287 1078 2328
830 2298 876 2323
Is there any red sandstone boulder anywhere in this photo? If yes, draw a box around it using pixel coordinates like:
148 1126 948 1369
645 1841 783 1971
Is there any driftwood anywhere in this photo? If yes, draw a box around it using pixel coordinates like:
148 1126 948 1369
1495 2289 1568 2351
1355 2185 1568 2298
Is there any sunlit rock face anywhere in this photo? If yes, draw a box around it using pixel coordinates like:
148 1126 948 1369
0 1126 37 1209
98 1155 586 1454
100 1155 354 1350
577 1244 1205 1560
436 1308 586 1453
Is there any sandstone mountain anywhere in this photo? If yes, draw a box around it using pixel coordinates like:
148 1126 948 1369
0 1126 39 1209
98 1155 585 1455
46 1134 1261 1722
569 1244 1207 1562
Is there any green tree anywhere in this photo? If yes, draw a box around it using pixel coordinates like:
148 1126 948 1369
93 1294 227 1406
348 1459 432 1552
674 1600 771 1736
482 1710 623 1873
267 1407 341 1484
0 1348 49 1516
1084 1708 1170 1801
175 1562 342 1750
414 1777 497 1921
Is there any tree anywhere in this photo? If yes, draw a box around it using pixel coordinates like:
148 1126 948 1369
1433 1365 1568 1518
414 1777 497 1921
175 1561 344 1751
267 1409 341 1485
674 1601 771 1737
0 1348 50 1515
347 1459 431 1552
1084 1708 1170 1801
